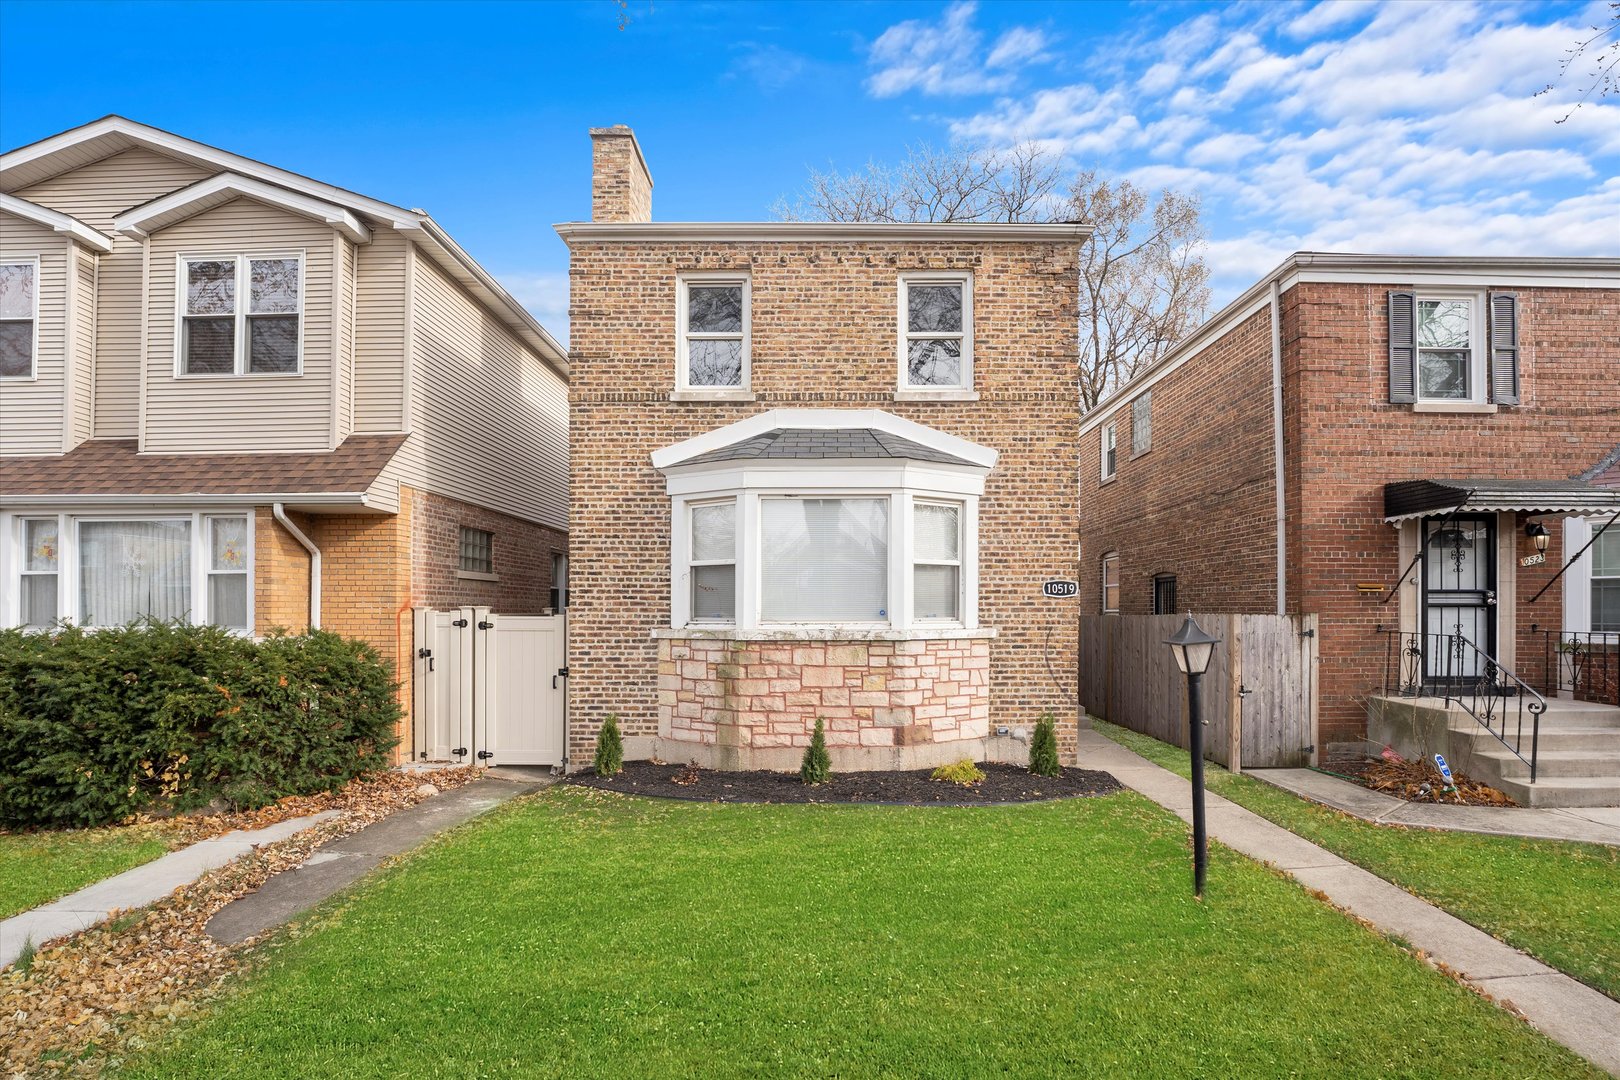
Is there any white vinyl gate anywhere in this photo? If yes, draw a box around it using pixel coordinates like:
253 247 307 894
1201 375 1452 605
411 607 566 767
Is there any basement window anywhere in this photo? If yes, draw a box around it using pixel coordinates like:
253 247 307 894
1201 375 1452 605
458 527 494 575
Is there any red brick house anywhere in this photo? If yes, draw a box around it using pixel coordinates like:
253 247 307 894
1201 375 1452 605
0 118 570 761
560 126 1088 771
1078 253 1620 804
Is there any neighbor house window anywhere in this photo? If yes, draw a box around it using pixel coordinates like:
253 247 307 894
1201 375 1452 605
1101 553 1119 614
1415 295 1481 402
206 516 250 630
677 275 748 390
1153 573 1177 615
763 498 889 622
549 553 568 613
689 500 737 622
1132 393 1152 456
1100 422 1117 480
1595 528 1620 633
0 260 37 379
458 527 494 575
914 501 962 621
181 255 301 376
899 274 971 390
19 517 58 627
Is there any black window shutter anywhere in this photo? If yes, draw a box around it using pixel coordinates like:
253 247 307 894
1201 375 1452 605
1488 291 1520 405
1388 290 1416 403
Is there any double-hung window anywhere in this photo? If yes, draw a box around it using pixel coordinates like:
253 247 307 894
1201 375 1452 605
914 501 963 621
0 260 37 379
689 500 737 621
900 274 971 390
677 275 748 391
1415 294 1482 402
1100 422 1117 480
1101 553 1120 614
1595 528 1620 633
18 517 59 627
181 255 302 376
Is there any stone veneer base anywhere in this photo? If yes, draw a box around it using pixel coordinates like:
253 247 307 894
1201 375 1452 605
626 734 1032 774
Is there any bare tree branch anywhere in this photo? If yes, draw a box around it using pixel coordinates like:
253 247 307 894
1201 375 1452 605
1536 2 1620 121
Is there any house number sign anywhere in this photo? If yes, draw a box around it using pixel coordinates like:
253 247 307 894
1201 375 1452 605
1042 580 1078 598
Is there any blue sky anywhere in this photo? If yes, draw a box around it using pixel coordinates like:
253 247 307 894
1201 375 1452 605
3 0 1616 341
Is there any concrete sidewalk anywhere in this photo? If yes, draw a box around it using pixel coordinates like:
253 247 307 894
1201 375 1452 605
1251 767 1620 846
1079 729 1620 1076
1 811 340 969
205 774 550 945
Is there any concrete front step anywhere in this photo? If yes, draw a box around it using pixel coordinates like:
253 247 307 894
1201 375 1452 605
1493 774 1620 809
1477 748 1620 779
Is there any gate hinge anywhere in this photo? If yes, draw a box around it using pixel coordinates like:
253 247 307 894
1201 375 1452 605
478 620 495 630
452 618 469 628
1299 628 1316 638
477 750 495 761
452 746 467 758
417 647 433 659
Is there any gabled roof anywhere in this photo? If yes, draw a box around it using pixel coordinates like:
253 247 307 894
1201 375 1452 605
114 173 371 244
653 409 997 472
1 116 567 375
0 192 113 252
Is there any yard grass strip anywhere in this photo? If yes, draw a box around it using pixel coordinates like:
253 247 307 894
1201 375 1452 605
1091 718 1620 1001
118 785 1594 1079
0 826 171 920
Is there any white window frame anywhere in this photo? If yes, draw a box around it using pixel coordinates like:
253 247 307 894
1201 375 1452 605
1100 422 1117 481
174 252 305 378
669 472 982 633
15 515 60 627
1 510 254 634
676 273 750 393
912 499 965 624
1414 290 1486 404
1101 552 1120 614
1131 393 1152 456
898 272 973 392
686 497 740 624
0 255 40 382
1565 516 1620 635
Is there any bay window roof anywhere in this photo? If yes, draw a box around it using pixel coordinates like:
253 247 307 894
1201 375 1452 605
682 428 980 468
654 409 997 475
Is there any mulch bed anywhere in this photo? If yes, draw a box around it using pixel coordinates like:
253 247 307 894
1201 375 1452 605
1332 754 1518 807
571 761 1122 805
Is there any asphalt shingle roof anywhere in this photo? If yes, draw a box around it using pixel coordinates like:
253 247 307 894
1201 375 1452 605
681 428 977 467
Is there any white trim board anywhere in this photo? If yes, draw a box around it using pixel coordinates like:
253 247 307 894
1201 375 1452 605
115 174 370 244
0 193 113 253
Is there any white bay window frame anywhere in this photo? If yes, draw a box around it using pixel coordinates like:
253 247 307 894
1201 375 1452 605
0 509 255 633
174 252 305 378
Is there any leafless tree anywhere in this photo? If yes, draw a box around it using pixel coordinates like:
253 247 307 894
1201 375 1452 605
777 143 1210 411
1537 2 1620 121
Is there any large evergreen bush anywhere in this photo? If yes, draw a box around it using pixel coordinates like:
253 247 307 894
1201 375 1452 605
0 622 400 828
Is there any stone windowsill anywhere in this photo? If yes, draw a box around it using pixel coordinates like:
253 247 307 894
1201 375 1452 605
652 625 998 642
456 570 499 582
1411 401 1498 415
892 389 980 403
670 389 756 403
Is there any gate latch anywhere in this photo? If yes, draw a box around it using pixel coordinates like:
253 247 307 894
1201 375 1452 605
1237 684 1253 699
553 666 570 689
417 647 434 672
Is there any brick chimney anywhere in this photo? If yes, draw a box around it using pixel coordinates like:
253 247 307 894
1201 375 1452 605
589 125 653 223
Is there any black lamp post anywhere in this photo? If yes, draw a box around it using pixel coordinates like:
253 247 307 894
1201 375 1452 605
1165 615 1220 899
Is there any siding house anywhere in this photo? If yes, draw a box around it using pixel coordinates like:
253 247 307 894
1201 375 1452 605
0 117 570 757
1078 253 1620 804
560 126 1088 771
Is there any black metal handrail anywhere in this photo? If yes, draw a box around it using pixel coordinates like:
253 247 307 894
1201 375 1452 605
1374 626 1546 783
1530 625 1620 707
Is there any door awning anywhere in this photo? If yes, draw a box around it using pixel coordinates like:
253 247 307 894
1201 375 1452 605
1384 479 1620 522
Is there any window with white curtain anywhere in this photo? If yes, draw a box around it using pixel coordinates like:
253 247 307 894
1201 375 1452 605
78 519 194 626
690 500 738 621
913 501 961 621
181 255 301 376
762 498 889 622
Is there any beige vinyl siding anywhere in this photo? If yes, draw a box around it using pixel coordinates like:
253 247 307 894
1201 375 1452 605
143 198 336 453
0 214 68 455
395 255 568 530
16 148 210 437
352 227 409 432
69 245 96 447
331 232 356 445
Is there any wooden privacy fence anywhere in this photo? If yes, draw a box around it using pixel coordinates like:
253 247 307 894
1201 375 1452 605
1080 613 1318 770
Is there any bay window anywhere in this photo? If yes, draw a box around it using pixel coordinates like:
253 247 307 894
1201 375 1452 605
690 500 737 622
5 512 253 631
762 498 889 623
913 501 962 621
181 254 302 376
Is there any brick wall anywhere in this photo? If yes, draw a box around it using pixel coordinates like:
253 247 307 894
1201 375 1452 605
568 238 1082 769
410 487 567 613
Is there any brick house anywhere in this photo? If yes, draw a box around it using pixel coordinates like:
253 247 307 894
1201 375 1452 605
0 117 569 758
560 126 1088 771
1078 253 1620 801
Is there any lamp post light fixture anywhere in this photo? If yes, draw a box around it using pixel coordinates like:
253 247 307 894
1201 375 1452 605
1526 521 1551 554
1164 615 1220 899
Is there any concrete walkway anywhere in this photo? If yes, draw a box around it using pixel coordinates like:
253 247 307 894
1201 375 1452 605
0 811 340 969
205 774 549 945
1079 729 1620 1076
1251 767 1620 846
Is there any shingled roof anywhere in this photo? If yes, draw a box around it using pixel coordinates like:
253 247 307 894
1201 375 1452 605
680 428 980 467
0 434 406 499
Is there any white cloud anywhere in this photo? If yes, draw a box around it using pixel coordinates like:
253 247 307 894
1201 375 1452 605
987 26 1050 69
1286 0 1376 39
866 1 1052 98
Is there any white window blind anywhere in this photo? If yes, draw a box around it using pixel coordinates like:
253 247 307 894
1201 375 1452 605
762 498 889 622
914 502 961 621
691 500 737 621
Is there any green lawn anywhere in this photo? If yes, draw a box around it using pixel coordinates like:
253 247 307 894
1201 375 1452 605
1091 718 1620 1001
119 786 1594 1079
0 827 171 920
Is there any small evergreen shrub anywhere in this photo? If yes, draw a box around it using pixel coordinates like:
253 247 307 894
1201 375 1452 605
800 717 831 784
594 714 624 776
931 759 986 786
1029 712 1061 777
0 622 400 828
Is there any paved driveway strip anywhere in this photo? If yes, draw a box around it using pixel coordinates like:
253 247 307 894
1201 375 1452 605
205 774 550 945
1079 728 1620 1077
1 812 340 969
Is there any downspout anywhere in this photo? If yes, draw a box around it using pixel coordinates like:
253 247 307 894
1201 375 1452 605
1270 281 1287 617
273 503 321 629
